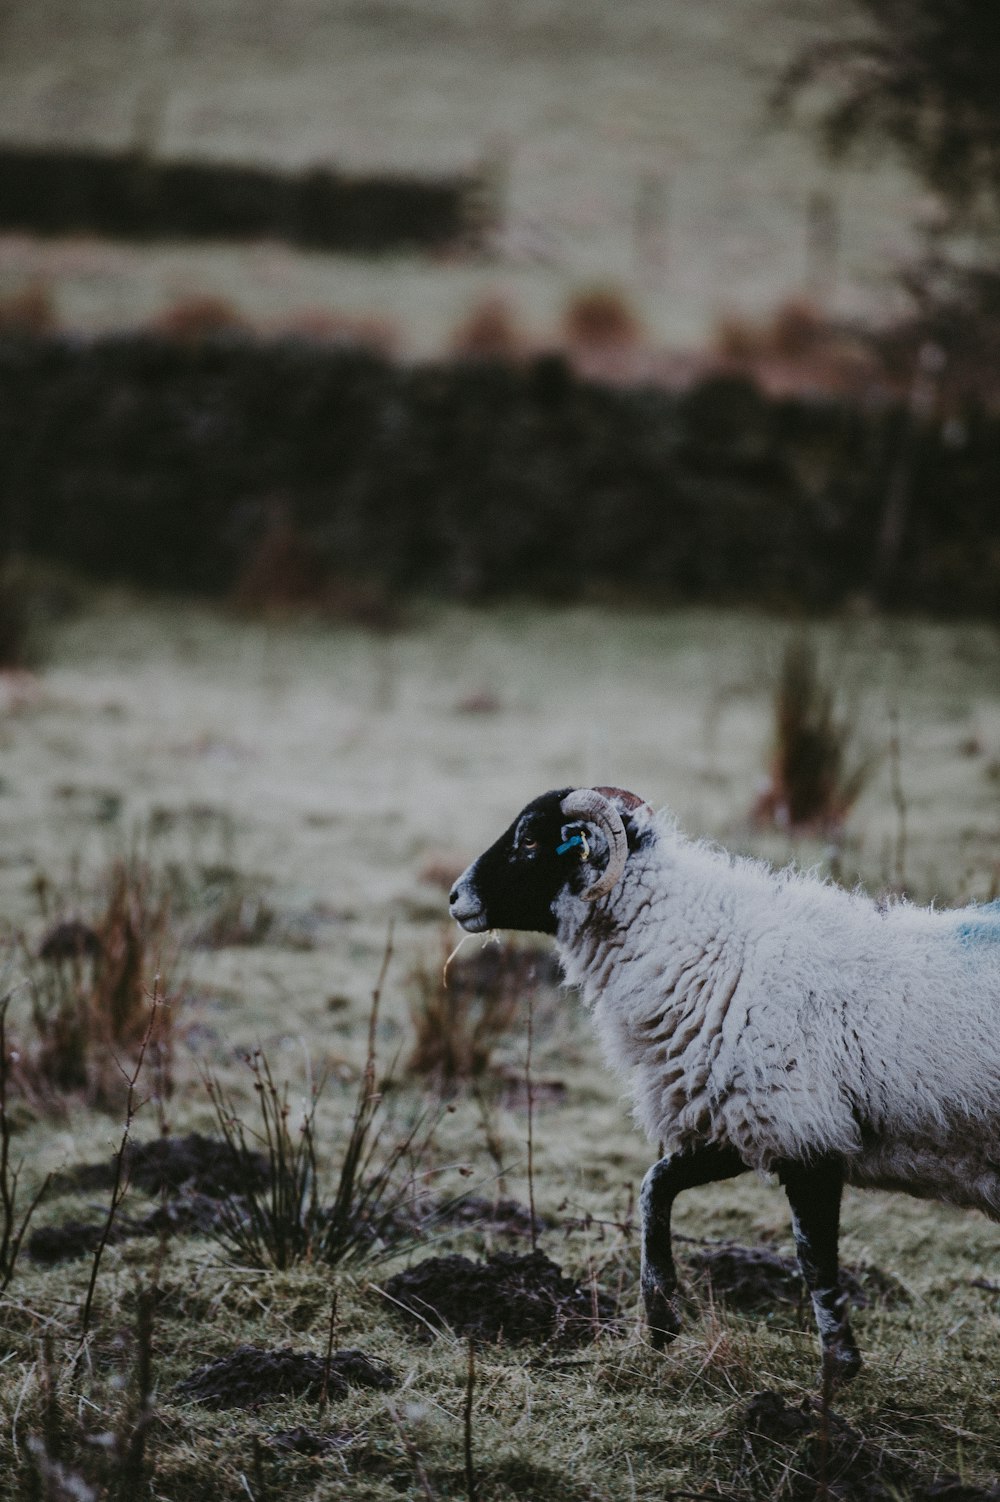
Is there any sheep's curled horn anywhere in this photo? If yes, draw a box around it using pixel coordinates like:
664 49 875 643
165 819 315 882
559 789 629 901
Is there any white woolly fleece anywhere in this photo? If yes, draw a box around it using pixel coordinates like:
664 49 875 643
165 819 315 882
555 806 1000 1216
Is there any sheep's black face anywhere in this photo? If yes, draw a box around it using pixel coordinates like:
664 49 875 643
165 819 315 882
449 788 582 936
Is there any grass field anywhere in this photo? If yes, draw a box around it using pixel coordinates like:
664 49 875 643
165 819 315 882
0 0 927 352
1 590 999 1499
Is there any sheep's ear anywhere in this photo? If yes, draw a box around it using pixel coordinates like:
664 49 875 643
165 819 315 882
557 822 592 861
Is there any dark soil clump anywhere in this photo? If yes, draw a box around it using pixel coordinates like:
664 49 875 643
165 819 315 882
743 1391 1000 1501
28 1191 235 1264
32 1133 270 1264
432 1194 546 1238
264 1427 355 1456
55 1131 270 1198
28 1217 126 1265
686 1241 907 1313
381 1250 615 1346
174 1346 395 1410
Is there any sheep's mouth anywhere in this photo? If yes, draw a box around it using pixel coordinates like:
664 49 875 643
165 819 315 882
451 906 490 933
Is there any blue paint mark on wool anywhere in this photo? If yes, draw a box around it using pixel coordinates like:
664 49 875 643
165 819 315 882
953 899 1000 946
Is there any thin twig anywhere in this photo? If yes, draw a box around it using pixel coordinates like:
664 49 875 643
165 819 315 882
464 1339 478 1502
112 1277 158 1500
525 988 537 1253
385 1397 437 1502
816 1358 833 1502
78 984 162 1342
318 1290 338 1424
888 707 908 891
251 1435 271 1502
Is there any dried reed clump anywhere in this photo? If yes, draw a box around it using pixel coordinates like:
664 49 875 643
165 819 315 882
713 296 877 399
449 294 524 362
149 294 247 341
231 505 325 613
20 858 174 1109
753 637 875 834
0 282 57 335
408 936 548 1085
716 296 828 363
562 284 642 350
0 556 56 670
231 504 403 628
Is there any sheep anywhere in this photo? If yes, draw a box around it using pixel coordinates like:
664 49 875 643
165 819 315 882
449 784 1000 1383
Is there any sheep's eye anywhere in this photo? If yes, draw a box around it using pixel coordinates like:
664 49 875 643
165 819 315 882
521 837 539 852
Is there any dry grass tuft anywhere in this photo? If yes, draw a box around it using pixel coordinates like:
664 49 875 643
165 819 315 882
17 857 175 1110
407 934 538 1085
0 281 58 334
752 637 875 834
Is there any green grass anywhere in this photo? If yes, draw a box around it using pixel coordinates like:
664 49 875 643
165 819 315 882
0 593 999 1499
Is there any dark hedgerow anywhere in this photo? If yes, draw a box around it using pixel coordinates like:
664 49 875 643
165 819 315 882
2 332 1000 614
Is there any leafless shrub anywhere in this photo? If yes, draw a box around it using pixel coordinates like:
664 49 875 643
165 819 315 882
206 936 436 1270
753 638 875 834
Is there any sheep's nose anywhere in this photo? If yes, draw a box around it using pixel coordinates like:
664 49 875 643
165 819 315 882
449 887 459 906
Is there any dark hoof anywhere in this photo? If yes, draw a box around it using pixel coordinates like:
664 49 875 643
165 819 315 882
643 1285 682 1349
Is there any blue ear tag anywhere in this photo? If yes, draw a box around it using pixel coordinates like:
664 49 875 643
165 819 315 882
556 832 590 859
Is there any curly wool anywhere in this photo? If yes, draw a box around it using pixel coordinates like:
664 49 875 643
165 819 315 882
555 806 1000 1214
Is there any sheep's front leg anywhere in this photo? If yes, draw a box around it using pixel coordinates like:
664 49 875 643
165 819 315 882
640 1144 746 1348
779 1157 861 1386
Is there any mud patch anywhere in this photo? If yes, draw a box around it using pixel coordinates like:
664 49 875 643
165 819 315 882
686 1242 907 1313
380 1250 616 1346
174 1346 395 1410
431 1194 545 1239
32 1133 270 1264
28 1216 126 1265
53 1132 269 1198
742 1391 1000 1501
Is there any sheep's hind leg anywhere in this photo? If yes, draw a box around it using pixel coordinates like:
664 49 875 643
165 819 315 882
640 1144 746 1348
779 1157 861 1387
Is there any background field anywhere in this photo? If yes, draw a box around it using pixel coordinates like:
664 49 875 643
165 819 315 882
0 0 927 351
2 592 999 1500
